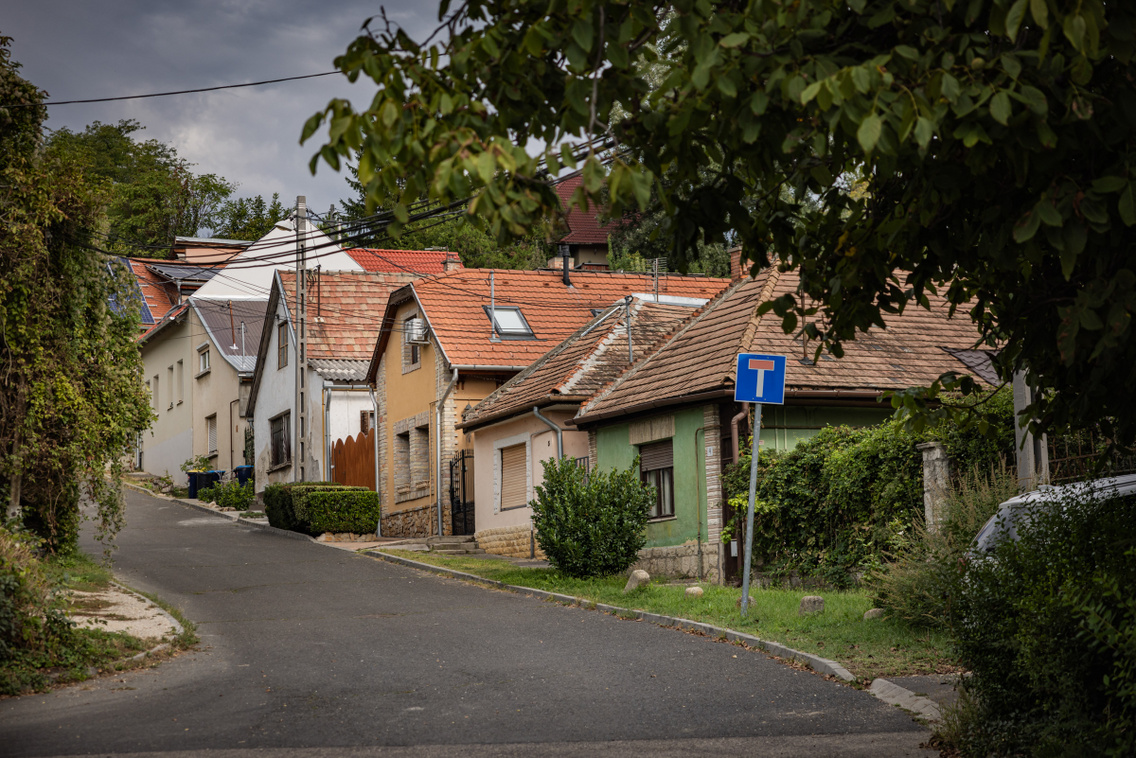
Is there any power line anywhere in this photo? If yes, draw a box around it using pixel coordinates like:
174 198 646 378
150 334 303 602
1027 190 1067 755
10 71 341 108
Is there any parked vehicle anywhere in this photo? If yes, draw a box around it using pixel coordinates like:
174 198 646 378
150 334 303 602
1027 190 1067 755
970 472 1136 555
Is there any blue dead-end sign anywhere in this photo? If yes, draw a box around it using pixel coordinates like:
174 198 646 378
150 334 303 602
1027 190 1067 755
734 353 787 405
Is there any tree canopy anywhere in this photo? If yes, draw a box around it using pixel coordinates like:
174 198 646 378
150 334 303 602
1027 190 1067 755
305 0 1136 446
1 37 153 551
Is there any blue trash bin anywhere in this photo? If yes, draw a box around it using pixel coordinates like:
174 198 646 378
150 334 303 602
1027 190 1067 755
234 465 253 486
187 471 200 499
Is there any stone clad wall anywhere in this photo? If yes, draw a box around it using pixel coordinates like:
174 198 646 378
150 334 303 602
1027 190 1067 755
632 541 719 583
475 524 545 559
381 502 449 538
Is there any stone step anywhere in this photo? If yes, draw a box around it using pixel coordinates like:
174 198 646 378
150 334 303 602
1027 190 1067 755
432 546 485 555
428 535 477 545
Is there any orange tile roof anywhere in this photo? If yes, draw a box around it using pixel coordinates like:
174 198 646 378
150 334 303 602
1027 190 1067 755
345 248 463 275
279 270 419 362
576 268 991 423
383 268 730 373
460 299 701 430
127 257 181 326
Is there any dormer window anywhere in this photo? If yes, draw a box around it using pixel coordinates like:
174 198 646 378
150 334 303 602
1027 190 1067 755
484 305 534 339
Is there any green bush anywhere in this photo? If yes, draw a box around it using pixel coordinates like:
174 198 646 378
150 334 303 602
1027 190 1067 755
211 479 254 511
868 465 1017 628
950 486 1136 756
263 482 369 535
305 489 380 534
720 390 1014 583
531 456 652 579
196 485 216 503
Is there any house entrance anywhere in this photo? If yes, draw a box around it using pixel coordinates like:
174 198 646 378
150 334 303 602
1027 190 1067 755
448 449 475 536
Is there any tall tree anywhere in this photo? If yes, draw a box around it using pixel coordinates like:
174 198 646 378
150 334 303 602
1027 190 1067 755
46 119 235 250
1 38 152 551
305 0 1136 446
212 192 289 240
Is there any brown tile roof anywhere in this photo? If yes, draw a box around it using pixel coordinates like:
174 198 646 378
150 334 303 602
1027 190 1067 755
127 257 181 326
460 298 702 430
279 270 419 363
575 268 991 424
345 248 463 275
553 174 622 245
385 268 730 372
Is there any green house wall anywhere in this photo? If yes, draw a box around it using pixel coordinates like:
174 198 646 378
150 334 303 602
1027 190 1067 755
757 405 892 452
595 407 708 549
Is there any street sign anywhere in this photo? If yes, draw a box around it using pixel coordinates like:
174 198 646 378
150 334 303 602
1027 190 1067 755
734 353 787 405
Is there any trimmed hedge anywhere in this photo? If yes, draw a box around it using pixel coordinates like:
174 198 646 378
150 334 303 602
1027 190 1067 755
263 482 373 535
305 489 380 535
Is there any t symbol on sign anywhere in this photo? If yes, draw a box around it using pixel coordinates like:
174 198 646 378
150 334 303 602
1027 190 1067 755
748 358 776 397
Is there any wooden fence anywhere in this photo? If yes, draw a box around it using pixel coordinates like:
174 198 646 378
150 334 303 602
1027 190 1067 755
330 428 376 491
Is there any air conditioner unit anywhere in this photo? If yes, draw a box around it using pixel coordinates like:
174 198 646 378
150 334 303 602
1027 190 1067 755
404 317 429 344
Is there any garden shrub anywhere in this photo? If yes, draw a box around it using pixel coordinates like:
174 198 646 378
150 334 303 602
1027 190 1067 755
304 489 380 534
720 389 1014 583
868 465 1017 628
531 456 652 579
950 486 1136 756
211 479 254 511
263 482 369 535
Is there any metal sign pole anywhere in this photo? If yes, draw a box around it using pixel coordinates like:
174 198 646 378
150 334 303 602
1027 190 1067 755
740 403 763 618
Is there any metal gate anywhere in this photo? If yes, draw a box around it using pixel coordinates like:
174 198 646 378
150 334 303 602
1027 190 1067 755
449 449 475 536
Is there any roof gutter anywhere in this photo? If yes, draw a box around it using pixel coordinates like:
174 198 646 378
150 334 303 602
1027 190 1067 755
457 395 590 432
571 389 732 427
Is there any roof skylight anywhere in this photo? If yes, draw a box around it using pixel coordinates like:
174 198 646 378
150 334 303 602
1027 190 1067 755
485 305 534 339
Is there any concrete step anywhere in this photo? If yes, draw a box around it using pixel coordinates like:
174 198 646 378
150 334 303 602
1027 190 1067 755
428 535 477 545
432 545 485 555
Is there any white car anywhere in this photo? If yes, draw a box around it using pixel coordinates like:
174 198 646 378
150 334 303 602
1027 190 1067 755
971 472 1136 555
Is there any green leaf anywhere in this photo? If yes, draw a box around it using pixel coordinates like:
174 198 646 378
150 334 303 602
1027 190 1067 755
1036 198 1062 227
719 32 750 48
1061 222 1087 278
914 117 934 148
1063 13 1087 53
380 101 400 128
476 150 495 185
1092 176 1128 194
990 91 1012 125
572 19 594 53
1006 0 1028 43
894 45 919 60
1013 209 1041 243
857 113 882 153
1002 54 1022 80
1020 86 1047 115
1029 0 1049 28
1120 184 1136 226
801 81 823 105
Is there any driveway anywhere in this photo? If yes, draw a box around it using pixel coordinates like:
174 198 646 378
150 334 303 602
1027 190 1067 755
0 489 933 757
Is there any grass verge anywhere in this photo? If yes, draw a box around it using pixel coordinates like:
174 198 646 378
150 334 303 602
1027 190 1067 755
377 549 956 681
1 549 194 697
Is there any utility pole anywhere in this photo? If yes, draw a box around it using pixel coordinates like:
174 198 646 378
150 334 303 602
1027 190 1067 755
294 196 309 483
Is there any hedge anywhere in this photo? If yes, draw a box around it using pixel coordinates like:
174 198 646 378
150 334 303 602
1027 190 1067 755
721 389 1014 584
263 482 373 535
304 489 380 535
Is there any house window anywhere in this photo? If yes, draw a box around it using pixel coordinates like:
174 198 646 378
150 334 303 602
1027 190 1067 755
393 414 430 503
199 349 210 374
499 443 528 510
167 366 174 410
176 360 184 404
152 375 160 412
361 410 375 435
484 305 535 339
146 380 153 411
206 414 218 454
269 412 290 467
402 314 423 370
278 322 288 369
639 439 674 519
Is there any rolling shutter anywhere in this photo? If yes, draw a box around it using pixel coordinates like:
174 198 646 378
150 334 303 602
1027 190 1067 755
207 416 218 453
639 439 673 471
500 443 527 509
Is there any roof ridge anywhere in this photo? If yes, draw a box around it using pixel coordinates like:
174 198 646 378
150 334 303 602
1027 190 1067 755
730 267 784 384
578 278 747 417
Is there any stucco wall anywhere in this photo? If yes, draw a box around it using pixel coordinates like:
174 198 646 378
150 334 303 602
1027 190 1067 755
139 314 195 478
188 309 245 477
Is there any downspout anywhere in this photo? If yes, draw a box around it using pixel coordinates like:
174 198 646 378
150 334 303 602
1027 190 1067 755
369 386 381 538
694 426 706 582
229 398 240 473
437 367 459 537
324 387 333 481
731 402 750 464
533 407 563 459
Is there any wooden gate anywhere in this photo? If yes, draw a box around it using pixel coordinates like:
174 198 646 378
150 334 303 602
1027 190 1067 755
330 428 376 491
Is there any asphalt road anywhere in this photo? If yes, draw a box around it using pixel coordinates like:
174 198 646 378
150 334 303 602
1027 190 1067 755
0 490 933 757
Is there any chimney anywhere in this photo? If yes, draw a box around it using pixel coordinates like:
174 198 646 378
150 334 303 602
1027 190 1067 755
443 251 461 272
561 244 571 287
729 245 752 280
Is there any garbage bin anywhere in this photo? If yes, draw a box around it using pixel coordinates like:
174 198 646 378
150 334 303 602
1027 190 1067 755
199 470 224 494
187 471 200 499
234 465 254 486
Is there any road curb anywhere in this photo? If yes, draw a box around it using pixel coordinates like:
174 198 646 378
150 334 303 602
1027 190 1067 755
109 581 186 639
366 549 861 686
869 678 942 722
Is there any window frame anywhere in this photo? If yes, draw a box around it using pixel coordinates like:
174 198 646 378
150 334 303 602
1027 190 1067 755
639 439 675 520
482 305 536 340
277 322 289 369
268 411 291 469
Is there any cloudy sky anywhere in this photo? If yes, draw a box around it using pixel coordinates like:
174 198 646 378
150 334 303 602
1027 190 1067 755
6 1 439 220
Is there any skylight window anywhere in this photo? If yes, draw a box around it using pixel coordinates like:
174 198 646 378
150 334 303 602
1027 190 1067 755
485 305 535 339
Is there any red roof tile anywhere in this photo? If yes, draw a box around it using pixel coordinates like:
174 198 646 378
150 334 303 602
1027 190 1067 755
553 174 623 245
127 257 181 325
345 248 463 275
279 270 419 361
460 299 701 429
576 268 991 423
388 268 730 372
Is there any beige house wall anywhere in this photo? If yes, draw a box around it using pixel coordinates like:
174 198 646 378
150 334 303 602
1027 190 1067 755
187 309 246 475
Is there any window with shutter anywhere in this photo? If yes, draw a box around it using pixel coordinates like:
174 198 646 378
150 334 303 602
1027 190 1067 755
207 415 218 453
499 443 528 510
639 439 675 519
